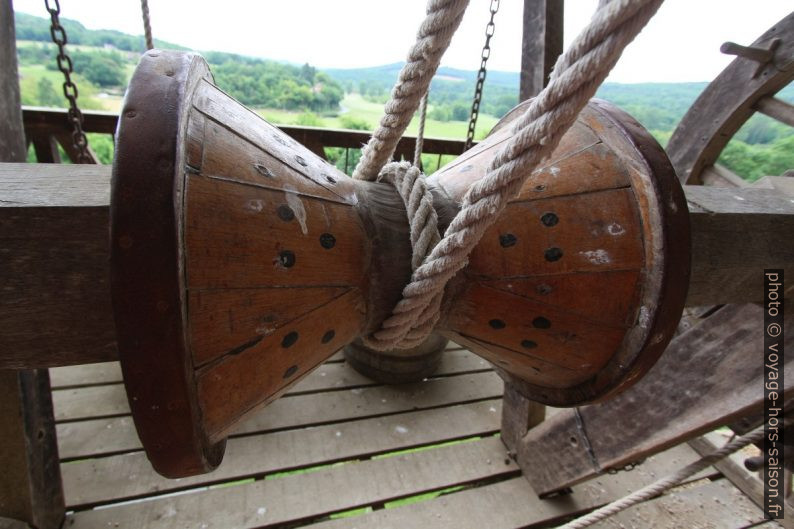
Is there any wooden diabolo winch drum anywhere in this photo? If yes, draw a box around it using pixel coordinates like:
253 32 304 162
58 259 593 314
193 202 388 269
110 50 690 478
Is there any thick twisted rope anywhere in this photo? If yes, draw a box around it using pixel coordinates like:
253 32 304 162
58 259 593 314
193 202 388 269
140 0 154 51
353 0 469 181
363 0 663 350
559 425 767 529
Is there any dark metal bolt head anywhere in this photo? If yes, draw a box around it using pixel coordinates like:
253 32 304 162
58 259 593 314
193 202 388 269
499 233 517 248
279 250 296 268
541 212 559 227
277 204 294 221
544 247 563 262
320 233 336 249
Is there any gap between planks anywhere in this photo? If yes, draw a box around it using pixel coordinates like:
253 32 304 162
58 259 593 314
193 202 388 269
56 370 504 460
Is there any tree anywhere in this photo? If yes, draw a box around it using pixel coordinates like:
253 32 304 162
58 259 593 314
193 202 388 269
36 77 63 107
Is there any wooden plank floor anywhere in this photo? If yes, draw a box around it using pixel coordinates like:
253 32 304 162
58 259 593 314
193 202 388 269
51 345 779 529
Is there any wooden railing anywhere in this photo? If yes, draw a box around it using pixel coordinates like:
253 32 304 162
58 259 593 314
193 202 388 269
22 106 470 174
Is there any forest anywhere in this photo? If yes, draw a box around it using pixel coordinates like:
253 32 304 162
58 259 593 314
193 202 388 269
14 11 794 182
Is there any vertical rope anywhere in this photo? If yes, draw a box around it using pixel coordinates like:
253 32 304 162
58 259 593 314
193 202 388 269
413 92 429 168
141 0 154 50
353 0 469 181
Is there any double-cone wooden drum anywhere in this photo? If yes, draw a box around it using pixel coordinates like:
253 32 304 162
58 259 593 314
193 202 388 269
111 51 690 477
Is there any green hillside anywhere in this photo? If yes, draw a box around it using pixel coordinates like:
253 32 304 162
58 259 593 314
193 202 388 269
14 11 794 181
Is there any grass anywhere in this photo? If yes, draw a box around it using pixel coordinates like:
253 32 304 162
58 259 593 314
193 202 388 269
257 92 499 140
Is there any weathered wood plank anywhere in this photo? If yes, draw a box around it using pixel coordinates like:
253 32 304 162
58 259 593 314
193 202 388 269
62 399 501 508
51 349 492 420
307 444 712 529
0 3 64 527
586 479 768 529
66 437 518 528
686 185 794 305
519 0 563 101
56 371 503 459
0 163 116 369
689 431 794 527
519 303 794 496
48 346 482 390
756 96 794 127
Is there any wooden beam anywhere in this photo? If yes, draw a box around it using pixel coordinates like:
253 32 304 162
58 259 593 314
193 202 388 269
2 166 794 368
686 185 794 305
756 96 794 128
0 3 65 528
517 303 794 497
0 163 115 369
519 0 563 101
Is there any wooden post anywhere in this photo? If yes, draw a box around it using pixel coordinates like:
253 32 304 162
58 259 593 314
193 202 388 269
0 1 65 527
519 0 564 101
504 0 564 455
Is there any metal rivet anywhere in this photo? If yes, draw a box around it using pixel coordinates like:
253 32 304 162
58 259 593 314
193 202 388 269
320 233 336 249
521 339 538 349
534 184 546 192
321 330 335 344
325 175 337 184
125 110 137 119
532 317 551 329
499 233 517 248
283 365 299 379
295 155 308 167
489 319 506 329
279 250 296 268
282 332 299 348
541 212 559 227
277 205 294 221
544 247 563 262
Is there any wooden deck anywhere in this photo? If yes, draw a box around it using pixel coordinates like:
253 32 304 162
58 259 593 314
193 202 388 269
50 345 781 529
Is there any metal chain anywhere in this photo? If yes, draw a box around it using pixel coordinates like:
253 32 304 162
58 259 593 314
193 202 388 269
44 0 91 163
464 0 499 151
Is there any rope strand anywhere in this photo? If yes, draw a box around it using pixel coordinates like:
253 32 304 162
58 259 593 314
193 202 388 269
558 424 768 529
363 0 663 350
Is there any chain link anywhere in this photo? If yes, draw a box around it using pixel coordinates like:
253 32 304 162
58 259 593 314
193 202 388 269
464 0 499 151
45 0 92 163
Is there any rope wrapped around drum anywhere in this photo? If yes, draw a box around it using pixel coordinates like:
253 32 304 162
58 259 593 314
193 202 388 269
355 0 665 350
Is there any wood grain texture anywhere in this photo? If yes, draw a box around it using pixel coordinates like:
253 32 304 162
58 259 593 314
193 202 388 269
519 303 794 496
686 185 794 305
65 437 518 529
56 371 504 460
62 399 501 508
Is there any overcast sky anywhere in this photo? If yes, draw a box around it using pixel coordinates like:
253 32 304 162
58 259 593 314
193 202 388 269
12 0 792 83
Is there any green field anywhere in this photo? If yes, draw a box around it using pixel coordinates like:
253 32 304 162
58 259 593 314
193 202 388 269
258 93 499 140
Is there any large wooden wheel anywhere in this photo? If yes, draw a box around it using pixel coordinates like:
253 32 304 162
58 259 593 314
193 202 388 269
668 11 794 186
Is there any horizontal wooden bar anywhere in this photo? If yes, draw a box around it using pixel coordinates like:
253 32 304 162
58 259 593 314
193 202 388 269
2 163 793 369
22 106 469 156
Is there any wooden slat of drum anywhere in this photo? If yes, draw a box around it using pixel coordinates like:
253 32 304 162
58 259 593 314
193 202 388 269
467 188 643 278
479 270 641 328
184 174 368 290
514 141 631 202
51 350 492 420
199 115 349 204
447 283 627 376
193 80 350 203
282 444 714 529
48 345 476 390
188 286 349 367
197 290 366 440
56 371 504 459
66 437 518 529
434 116 602 202
61 399 502 508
